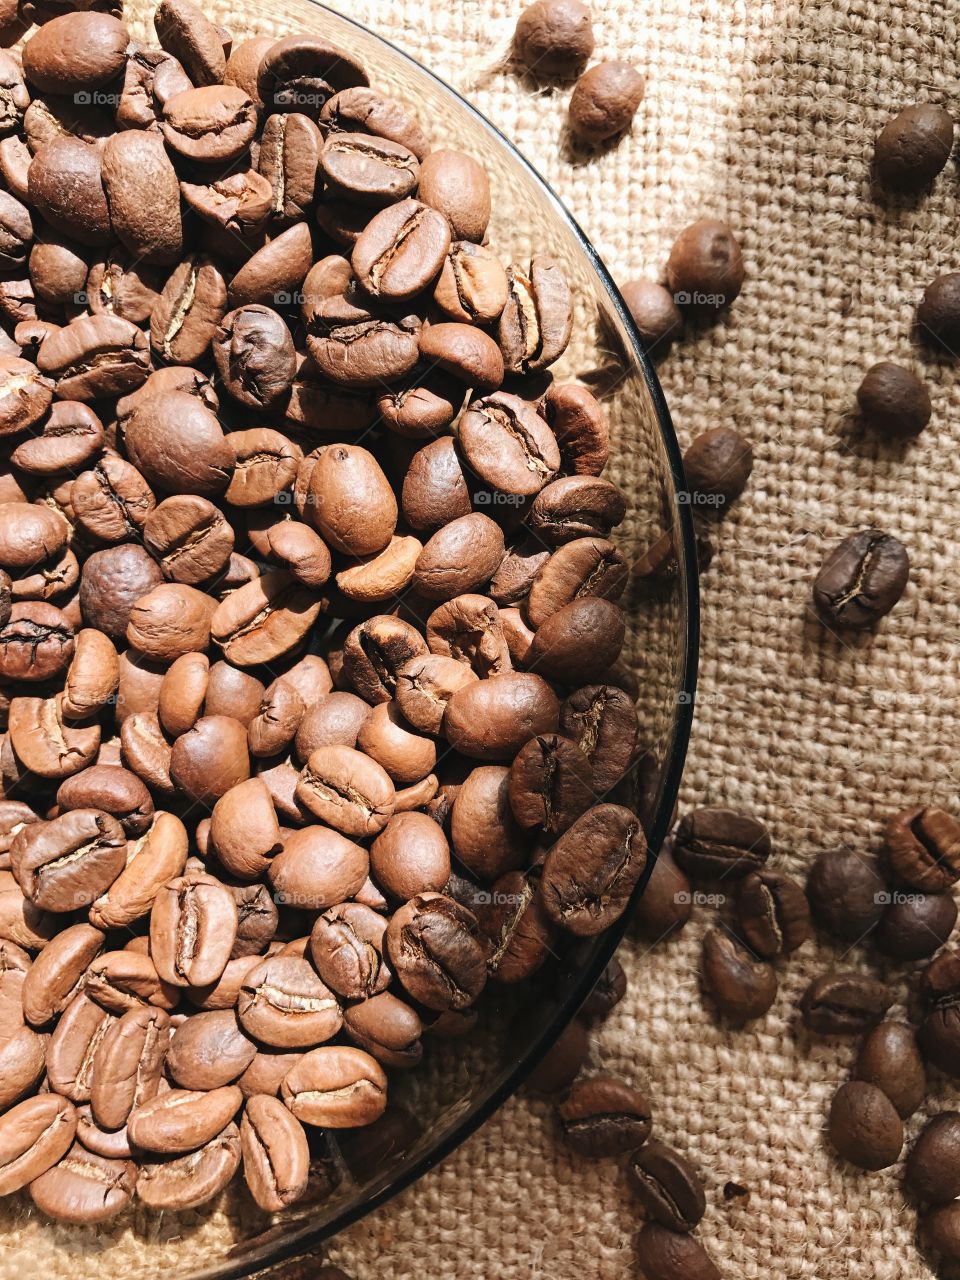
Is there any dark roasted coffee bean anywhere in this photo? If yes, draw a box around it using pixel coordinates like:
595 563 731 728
874 103 954 191
561 683 637 793
884 806 960 891
541 803 646 936
513 0 595 77
682 426 753 516
855 1022 925 1120
343 615 429 705
828 1081 903 1171
525 1014 588 1096
166 1009 256 1090
0 602 75 684
444 671 559 761
155 0 226 86
508 733 594 838
526 537 626 627
385 892 486 1011
342 990 422 1068
257 33 367 117
580 956 627 1019
674 806 771 880
568 60 645 143
22 12 128 94
628 1140 706 1231
310 901 390 1000
401 437 472 532
370 811 450 899
529 475 626 544
918 271 960 350
922 1201 960 1262
144 496 234 585
701 928 777 1024
877 889 956 960
666 218 744 309
556 1074 651 1157
163 86 257 164
213 304 295 408
498 257 572 374
812 528 909 629
735 868 811 958
856 362 931 437
635 1223 721 1280
528 597 625 684
905 1111 960 1204
920 949 960 1076
800 971 892 1035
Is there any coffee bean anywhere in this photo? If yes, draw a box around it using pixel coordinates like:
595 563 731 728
666 218 744 309
127 1085 242 1154
883 805 960 891
320 85 429 160
556 1073 651 1157
166 1009 257 1089
45 994 114 1103
877 889 956 960
812 527 909 629
370 812 450 900
154 0 226 87
418 149 490 243
701 928 777 1024
458 391 559 495
269 825 369 911
513 0 595 77
385 892 487 1010
11 810 125 911
806 846 888 940
101 131 182 266
450 764 528 881
30 1142 135 1224
628 1141 706 1231
682 427 753 515
905 1112 960 1204
918 271 960 350
144 495 234 585
84 949 176 1016
919 949 960 1076
307 443 397 556
163 86 258 164
257 33 368 118
855 1022 925 1120
37 314 151 402
921 1202 960 1263
856 362 931 437
280 1044 387 1128
240 1093 309 1212
620 280 684 354
0 357 54 437
635 1223 721 1280
828 1081 903 1171
568 61 645 143
735 868 811 958
498 257 572 375
800 971 893 1035
674 806 771 880
89 1006 169 1130
0 602 75 684
444 671 559 761
508 733 594 837
525 1015 588 1096
580 955 627 1019
541 803 646 936
238 955 341 1049
529 475 626 543
561 683 637 792
528 597 625 684
0 1094 77 1195
874 103 954 191
151 255 228 363
21 923 104 1026
136 1122 241 1210
310 901 390 1000
150 872 237 989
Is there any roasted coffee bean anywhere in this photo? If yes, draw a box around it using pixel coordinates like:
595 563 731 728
83 950 177 1015
525 1014 588 1095
101 131 182 266
918 271 960 350
828 1081 903 1171
11 401 103 478
378 369 462 438
162 86 257 164
568 60 645 143
212 305 296 408
269 825 369 911
636 1222 721 1280
874 103 954 191
528 597 625 684
580 955 627 1019
905 1112 960 1204
922 1202 960 1262
812 528 909 629
401 437 472 532
150 872 238 988
89 1006 169 1130
418 149 490 243
682 427 753 515
11 810 125 911
352 198 451 302
297 745 395 837
320 132 419 205
0 602 75 684
126 1085 242 1154
126 583 214 664
735 869 811 958
143 496 234 586
458 391 559 495
136 1122 241 1210
385 892 486 1011
342 991 422 1068
666 218 745 309
257 112 322 222
0 1094 77 1195
321 85 429 158
628 1141 706 1231
445 671 559 760
920 949 960 1076
701 928 777 1024
295 690 370 756
0 357 54 437
620 280 683 354
310 902 390 1000
855 1022 926 1120
307 443 397 556
45 994 114 1102
884 805 960 891
394 653 477 735
182 170 273 238
227 223 314 308
526 537 626 627
426 594 511 677
37 315 150 402
21 922 104 1026
241 1093 309 1212
305 292 421 387
119 711 173 795
434 241 508 323
237 955 341 1048
877 889 956 960
508 734 594 838
477 869 554 983
60 629 119 720
30 1142 135 1224
513 0 595 77
210 571 323 669
806 847 888 941
560 683 637 792
498 257 572 375
674 806 771 880
22 12 129 94
73 455 157 546
800 971 893 1035
166 1009 257 1089
224 428 301 508
57 766 152 838
155 0 227 86
856 362 931 437
418 322 504 393
280 1044 387 1128
257 33 367 117
169 714 250 805
0 504 67 576
450 765 527 881
151 256 228 364
556 1074 651 1157
413 513 506 602
529 475 626 543
541 803 646 936
209 777 281 878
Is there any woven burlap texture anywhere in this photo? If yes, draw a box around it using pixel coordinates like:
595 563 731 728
319 1 960 1277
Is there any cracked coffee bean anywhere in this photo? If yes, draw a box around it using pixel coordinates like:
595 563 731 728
628 1141 706 1231
812 528 909 629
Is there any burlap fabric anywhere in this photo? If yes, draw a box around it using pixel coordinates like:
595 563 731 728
2 2 957 1278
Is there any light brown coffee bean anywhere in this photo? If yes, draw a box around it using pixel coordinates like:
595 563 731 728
280 1045 387 1127
150 872 238 988
240 1093 310 1211
127 1085 243 1154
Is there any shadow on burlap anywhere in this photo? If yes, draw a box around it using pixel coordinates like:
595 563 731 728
1 2 958 1278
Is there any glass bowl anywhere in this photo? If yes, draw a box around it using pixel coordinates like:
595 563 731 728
0 3 698 1275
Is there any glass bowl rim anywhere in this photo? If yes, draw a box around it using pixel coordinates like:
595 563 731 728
189 5 701 1274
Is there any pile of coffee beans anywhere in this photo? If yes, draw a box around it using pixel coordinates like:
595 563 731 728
0 0 655 1228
